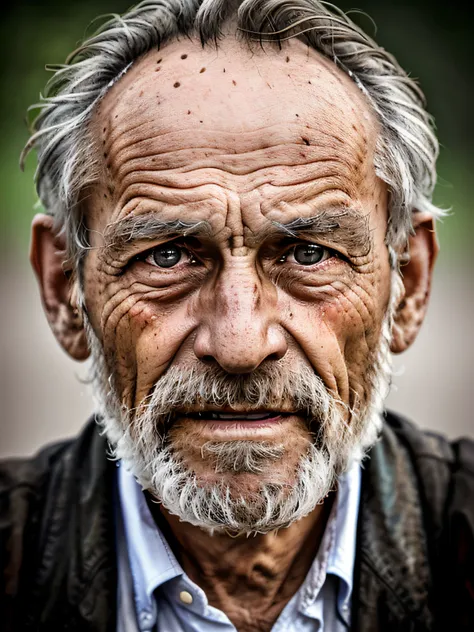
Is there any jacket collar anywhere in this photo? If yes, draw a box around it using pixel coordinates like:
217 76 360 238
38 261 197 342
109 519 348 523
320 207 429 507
26 418 117 631
29 415 436 631
352 419 435 631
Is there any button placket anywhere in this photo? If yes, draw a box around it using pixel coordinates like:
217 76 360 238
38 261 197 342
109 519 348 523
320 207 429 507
138 610 154 631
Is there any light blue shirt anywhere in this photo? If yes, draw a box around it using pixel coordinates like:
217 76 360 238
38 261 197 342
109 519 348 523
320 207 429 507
116 460 361 632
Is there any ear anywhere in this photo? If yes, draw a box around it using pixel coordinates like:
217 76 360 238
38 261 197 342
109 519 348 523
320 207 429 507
390 213 439 354
30 213 90 361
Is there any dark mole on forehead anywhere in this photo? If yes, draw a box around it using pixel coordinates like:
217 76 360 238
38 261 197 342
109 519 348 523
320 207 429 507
181 54 188 59
174 82 181 88
200 67 206 73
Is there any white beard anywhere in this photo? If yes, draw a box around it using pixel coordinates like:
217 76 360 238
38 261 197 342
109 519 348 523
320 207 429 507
84 273 401 534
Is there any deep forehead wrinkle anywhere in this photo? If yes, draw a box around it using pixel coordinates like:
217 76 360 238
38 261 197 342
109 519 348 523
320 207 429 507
97 37 377 191
102 214 212 255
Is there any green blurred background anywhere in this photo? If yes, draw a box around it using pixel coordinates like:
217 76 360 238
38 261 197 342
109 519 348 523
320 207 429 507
0 0 472 456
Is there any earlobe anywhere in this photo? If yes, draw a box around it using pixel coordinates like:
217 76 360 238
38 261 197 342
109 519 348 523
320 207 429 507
30 214 90 361
390 213 439 354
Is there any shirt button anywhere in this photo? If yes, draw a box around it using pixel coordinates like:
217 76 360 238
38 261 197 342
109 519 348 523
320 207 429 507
179 590 194 605
139 611 154 627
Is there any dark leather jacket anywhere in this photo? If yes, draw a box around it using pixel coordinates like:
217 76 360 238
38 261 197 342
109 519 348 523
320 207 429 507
1 411 473 631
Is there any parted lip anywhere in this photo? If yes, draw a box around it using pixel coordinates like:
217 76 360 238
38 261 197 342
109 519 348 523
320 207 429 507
175 406 297 412
175 407 298 419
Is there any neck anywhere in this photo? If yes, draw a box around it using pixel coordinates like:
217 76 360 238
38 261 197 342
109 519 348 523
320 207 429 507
147 496 335 632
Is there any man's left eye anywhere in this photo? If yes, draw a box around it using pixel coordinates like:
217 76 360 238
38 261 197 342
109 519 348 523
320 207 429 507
145 243 190 268
284 243 331 266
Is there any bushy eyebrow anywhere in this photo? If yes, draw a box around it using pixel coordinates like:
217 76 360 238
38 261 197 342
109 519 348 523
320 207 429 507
102 206 372 257
102 213 212 255
267 207 372 255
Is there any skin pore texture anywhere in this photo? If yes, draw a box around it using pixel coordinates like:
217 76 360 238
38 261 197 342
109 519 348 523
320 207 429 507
87 36 390 412
30 35 438 632
90 37 387 629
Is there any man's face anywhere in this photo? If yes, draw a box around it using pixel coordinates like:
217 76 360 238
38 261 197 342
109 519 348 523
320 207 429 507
81 36 392 530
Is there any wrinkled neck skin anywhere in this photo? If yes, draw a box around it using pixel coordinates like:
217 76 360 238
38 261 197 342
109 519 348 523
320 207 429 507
151 496 334 631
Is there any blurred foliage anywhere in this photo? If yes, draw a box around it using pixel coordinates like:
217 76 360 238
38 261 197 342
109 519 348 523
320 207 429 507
0 0 472 261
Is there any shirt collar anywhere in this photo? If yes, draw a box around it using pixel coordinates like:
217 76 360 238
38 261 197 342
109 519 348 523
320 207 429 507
296 459 361 627
118 462 183 621
118 458 361 629
328 459 361 625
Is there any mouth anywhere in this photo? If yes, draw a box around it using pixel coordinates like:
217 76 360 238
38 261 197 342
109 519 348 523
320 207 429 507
174 410 298 434
185 411 291 422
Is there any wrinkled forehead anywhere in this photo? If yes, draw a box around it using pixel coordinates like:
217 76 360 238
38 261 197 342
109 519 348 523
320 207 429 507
94 35 379 164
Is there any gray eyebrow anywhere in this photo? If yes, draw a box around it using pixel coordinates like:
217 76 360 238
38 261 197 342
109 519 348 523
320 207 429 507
101 207 372 257
102 213 212 253
269 208 372 255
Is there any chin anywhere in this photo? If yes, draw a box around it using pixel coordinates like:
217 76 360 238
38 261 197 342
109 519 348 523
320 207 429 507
186 458 301 495
97 389 383 534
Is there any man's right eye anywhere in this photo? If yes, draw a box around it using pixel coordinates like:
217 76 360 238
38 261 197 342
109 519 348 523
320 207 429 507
146 243 184 268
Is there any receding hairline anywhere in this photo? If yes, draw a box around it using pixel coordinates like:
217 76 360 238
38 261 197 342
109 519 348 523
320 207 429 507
87 30 380 208
93 31 377 127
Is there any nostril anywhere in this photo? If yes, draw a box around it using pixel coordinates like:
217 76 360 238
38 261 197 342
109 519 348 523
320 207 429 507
267 352 283 362
200 355 215 364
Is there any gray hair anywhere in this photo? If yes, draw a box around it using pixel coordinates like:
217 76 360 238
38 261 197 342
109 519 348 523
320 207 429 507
22 0 444 268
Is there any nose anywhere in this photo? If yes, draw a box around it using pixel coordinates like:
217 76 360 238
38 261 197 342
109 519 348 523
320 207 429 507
193 263 288 374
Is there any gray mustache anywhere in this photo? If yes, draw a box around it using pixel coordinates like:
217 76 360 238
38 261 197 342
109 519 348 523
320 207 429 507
135 362 335 422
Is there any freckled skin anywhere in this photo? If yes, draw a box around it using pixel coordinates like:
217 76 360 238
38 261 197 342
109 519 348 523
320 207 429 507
81 37 391 630
86 37 389 415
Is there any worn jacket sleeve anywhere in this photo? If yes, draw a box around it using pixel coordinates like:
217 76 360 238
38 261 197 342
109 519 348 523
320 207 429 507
0 440 71 627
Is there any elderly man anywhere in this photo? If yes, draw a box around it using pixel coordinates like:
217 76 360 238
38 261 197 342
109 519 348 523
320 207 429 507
1 0 473 630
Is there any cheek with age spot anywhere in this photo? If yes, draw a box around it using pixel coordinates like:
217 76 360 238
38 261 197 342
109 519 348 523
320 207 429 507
128 301 162 330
